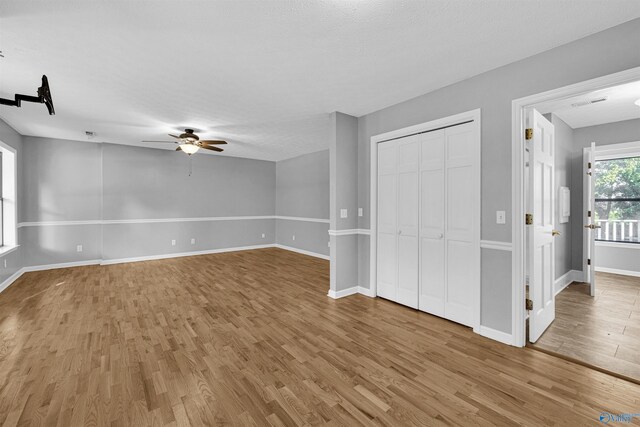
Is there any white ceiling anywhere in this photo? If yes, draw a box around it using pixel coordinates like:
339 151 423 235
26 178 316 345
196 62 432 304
539 80 640 129
1 1 640 161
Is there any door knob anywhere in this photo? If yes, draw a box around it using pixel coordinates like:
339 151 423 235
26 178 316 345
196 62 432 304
584 224 602 229
552 230 561 236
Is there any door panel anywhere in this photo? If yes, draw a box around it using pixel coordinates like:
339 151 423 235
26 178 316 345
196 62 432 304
446 240 474 326
444 123 477 324
377 141 397 301
528 109 556 343
419 130 446 314
396 137 419 307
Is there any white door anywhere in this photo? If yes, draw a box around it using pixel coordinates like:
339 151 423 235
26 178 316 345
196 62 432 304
396 136 420 308
376 136 419 307
583 142 597 296
419 130 446 316
443 122 478 327
528 109 556 343
377 140 398 301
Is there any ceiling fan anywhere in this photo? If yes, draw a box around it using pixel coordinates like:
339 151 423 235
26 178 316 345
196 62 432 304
142 129 227 155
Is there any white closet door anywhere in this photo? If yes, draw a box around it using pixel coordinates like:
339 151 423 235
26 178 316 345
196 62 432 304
396 136 420 308
444 122 477 327
419 130 446 316
377 140 398 301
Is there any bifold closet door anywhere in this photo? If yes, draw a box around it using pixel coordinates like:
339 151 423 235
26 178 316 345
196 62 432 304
376 140 398 301
396 136 420 308
419 130 446 316
376 135 420 307
443 122 477 327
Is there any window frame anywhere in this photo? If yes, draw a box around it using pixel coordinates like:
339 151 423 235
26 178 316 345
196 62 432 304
593 148 640 245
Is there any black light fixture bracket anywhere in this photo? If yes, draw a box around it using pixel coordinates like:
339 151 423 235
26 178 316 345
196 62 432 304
0 75 55 115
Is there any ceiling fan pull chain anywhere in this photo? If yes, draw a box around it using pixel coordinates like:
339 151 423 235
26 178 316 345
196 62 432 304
189 157 193 176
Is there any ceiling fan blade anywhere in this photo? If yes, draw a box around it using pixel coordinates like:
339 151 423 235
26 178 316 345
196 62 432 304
176 146 182 151
200 145 224 152
142 140 177 143
168 134 182 139
200 140 227 145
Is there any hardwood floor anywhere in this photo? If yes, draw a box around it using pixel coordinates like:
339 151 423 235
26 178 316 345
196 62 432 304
1 248 639 426
532 272 640 383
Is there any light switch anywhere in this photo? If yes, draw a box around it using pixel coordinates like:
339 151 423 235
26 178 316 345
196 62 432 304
496 210 506 224
340 209 348 218
358 208 363 217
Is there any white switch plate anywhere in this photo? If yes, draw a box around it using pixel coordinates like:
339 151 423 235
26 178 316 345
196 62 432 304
292 235 296 241
4 259 7 268
358 208 363 217
340 209 348 218
261 233 265 239
171 239 176 246
496 210 506 224
76 245 83 252
191 238 196 245
328 241 330 247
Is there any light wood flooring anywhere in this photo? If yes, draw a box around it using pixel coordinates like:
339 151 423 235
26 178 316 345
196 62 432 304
1 248 639 426
531 272 640 383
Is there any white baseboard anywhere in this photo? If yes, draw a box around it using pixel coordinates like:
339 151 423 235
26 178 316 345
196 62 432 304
0 269 25 294
328 285 376 299
595 266 640 278
357 286 375 297
327 286 359 299
101 244 275 265
478 326 514 346
23 259 103 272
554 269 583 295
273 244 329 260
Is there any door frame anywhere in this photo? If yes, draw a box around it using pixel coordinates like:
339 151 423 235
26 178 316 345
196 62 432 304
511 66 640 347
369 108 482 332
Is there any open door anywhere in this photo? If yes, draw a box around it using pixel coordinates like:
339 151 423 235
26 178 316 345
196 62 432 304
527 109 557 343
583 142 598 296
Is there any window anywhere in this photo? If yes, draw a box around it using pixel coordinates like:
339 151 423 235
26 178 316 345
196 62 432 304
594 156 640 243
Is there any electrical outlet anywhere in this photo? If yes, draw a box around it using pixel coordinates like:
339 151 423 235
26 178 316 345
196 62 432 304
171 239 176 246
358 208 363 217
261 233 265 239
328 241 330 247
292 235 296 241
191 238 196 245
76 245 83 252
340 209 348 218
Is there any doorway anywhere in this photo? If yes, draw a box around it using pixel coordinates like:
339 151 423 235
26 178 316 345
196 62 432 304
513 68 640 382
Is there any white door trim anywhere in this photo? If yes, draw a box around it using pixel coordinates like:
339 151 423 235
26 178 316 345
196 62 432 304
370 108 481 331
511 65 640 347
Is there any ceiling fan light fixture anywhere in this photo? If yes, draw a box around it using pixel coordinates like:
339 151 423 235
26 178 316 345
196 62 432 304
180 144 200 155
635 98 640 107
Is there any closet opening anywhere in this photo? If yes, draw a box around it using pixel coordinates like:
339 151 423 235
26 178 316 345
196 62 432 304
369 109 481 333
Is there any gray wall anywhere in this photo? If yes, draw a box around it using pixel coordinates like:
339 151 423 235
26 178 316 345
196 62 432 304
0 118 23 284
275 150 329 256
571 118 640 274
551 114 575 279
330 112 359 292
20 137 276 266
357 19 640 334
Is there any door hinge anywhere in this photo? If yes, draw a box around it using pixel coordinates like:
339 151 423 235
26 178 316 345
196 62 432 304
587 258 591 266
526 298 533 311
588 210 592 217
525 213 533 225
525 128 533 140
588 162 592 169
